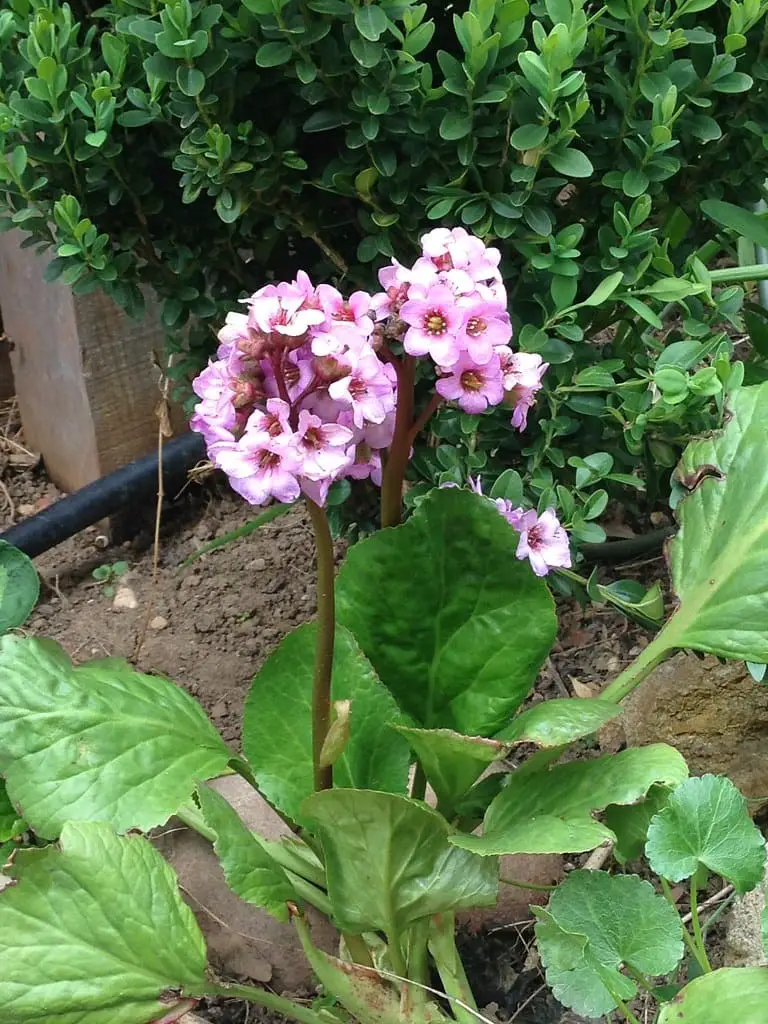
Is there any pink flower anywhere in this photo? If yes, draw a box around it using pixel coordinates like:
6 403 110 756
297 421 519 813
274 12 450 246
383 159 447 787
211 433 301 507
420 227 502 283
456 302 513 364
248 294 325 339
513 508 571 576
316 285 373 335
400 284 464 364
510 388 539 431
498 350 548 431
293 410 353 479
328 352 396 427
217 311 249 357
435 352 504 414
191 359 237 441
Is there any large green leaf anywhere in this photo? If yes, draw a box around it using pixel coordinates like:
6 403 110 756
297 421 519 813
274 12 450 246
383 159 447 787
535 871 684 1018
0 779 23 843
242 624 410 825
604 785 672 864
197 784 297 921
657 968 768 1023
495 698 621 746
645 774 766 891
0 820 206 1023
336 488 556 734
0 541 39 632
302 789 498 935
450 745 688 856
0 635 232 837
394 726 507 813
700 199 768 250
664 382 768 661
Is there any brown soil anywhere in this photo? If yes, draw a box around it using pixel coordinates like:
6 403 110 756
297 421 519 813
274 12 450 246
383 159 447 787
0 422 671 1024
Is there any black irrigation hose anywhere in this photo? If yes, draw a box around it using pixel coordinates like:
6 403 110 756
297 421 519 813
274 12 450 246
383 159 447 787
0 431 206 558
579 526 674 563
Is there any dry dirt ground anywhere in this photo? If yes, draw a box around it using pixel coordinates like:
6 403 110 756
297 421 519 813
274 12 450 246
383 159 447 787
0 415 669 1024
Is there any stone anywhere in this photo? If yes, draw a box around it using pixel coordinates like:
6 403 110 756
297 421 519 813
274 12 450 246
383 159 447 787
725 842 768 968
112 586 138 610
149 615 168 631
248 556 267 572
154 775 338 991
621 652 768 808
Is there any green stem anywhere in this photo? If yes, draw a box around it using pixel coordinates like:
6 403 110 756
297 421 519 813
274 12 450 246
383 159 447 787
428 913 481 1024
709 263 768 284
690 877 713 973
305 499 335 793
380 355 416 529
661 879 710 975
599 630 671 704
343 931 374 968
204 982 327 1024
614 994 642 1024
175 801 216 842
499 874 557 892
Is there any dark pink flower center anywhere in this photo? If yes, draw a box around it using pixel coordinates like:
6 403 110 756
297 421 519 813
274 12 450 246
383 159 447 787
466 316 487 337
433 254 453 271
460 370 484 392
257 449 281 470
527 524 544 550
349 375 368 398
424 310 448 335
333 302 356 322
302 426 324 450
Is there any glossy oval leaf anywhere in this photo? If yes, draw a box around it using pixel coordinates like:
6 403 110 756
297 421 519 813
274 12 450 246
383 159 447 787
700 200 768 250
0 635 232 838
450 744 688 856
303 788 498 935
242 623 410 825
665 382 768 661
657 967 768 1023
0 821 206 1023
336 488 557 735
535 871 684 1018
495 698 621 747
645 774 766 891
0 541 39 632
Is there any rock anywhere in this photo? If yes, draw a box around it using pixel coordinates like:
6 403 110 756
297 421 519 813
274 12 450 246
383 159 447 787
154 775 338 991
622 653 768 807
112 586 138 611
180 573 201 589
35 603 54 619
248 556 267 572
149 615 169 631
17 503 35 517
726 842 768 968
194 612 218 634
458 853 563 932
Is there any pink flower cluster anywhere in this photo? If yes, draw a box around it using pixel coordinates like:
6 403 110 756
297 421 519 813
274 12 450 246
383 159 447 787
372 227 547 428
465 478 571 576
190 272 396 507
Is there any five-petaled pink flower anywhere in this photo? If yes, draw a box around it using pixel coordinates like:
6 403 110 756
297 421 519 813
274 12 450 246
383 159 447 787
435 352 504 414
513 508 572 576
400 285 465 365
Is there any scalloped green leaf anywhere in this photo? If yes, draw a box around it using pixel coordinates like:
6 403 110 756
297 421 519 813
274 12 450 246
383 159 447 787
495 698 621 747
450 745 688 856
336 488 557 735
0 541 39 632
535 871 684 1018
243 624 410 825
664 382 768 661
657 968 768 1023
645 774 766 891
0 821 206 1023
0 635 232 838
303 789 498 935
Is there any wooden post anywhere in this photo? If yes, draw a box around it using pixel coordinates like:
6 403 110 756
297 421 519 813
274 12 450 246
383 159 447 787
0 230 180 493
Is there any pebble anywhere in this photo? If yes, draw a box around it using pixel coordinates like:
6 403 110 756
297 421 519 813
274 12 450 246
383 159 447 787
149 615 169 631
17 503 36 517
180 574 201 589
113 586 138 611
35 603 54 619
248 557 267 572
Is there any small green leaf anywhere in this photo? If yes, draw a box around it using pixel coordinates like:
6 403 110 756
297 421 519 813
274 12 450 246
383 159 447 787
657 968 768 1024
547 149 594 178
255 42 293 67
701 200 768 250
303 789 498 934
0 821 206 1022
450 745 688 856
197 784 297 921
645 774 766 891
0 635 232 837
354 4 388 40
394 727 507 812
664 382 768 662
439 111 473 140
536 871 684 1018
336 488 557 736
495 698 621 747
622 168 649 198
84 130 107 148
510 123 548 150
580 271 624 308
0 541 39 632
176 65 205 96
242 624 410 825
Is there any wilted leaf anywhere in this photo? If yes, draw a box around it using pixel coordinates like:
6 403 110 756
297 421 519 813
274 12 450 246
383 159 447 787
450 745 688 856
0 821 206 1023
303 789 498 934
645 774 766 891
336 488 556 735
657 967 768 1023
536 871 684 1018
0 636 232 837
242 624 410 825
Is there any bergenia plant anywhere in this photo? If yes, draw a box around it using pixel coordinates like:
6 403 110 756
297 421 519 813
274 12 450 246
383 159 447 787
1 234 768 1024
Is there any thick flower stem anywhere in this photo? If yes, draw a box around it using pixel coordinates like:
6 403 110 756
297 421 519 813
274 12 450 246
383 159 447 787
381 355 416 529
204 982 327 1024
598 630 671 704
306 498 335 792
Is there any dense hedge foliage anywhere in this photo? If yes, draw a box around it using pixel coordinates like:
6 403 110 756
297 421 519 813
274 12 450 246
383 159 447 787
2 0 768 537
